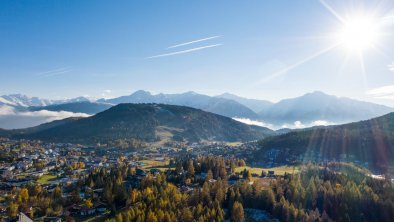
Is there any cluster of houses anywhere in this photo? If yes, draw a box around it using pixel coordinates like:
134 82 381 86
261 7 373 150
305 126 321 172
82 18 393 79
0 137 280 221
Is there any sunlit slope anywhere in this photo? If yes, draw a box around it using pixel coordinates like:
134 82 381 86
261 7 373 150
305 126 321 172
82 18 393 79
256 112 394 170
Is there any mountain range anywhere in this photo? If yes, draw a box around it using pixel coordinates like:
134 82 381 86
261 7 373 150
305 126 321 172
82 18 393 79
216 92 273 113
99 90 259 119
0 94 92 107
0 90 393 130
8 103 274 144
28 102 112 115
258 91 393 126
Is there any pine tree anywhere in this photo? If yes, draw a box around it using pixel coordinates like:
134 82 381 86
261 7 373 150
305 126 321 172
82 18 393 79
231 201 244 222
187 160 195 177
146 210 158 222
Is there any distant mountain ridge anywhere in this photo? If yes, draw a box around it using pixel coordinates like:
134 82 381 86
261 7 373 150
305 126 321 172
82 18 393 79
11 103 274 144
29 102 112 115
99 90 260 119
258 91 394 126
0 94 93 107
216 93 273 113
1 91 393 130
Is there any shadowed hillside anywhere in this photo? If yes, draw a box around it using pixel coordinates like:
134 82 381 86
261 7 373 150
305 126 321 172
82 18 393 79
13 103 274 144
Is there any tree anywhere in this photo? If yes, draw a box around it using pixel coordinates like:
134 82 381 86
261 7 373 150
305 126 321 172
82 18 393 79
243 169 252 181
7 202 18 219
19 188 29 203
207 170 213 181
180 208 193 221
231 201 244 222
146 210 158 222
187 160 195 177
29 207 35 219
52 186 62 201
129 189 138 205
219 166 227 180
263 188 276 212
84 199 94 208
115 213 123 222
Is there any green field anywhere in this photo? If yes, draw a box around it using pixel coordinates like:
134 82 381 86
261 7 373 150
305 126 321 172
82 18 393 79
37 174 57 184
234 165 299 176
140 159 169 168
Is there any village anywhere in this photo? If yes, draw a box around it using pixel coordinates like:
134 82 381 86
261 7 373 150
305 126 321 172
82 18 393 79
1 136 385 222
0 137 286 221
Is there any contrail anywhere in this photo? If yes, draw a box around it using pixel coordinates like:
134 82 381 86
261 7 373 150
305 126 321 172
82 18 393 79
146 44 222 59
36 67 72 77
167 36 221 49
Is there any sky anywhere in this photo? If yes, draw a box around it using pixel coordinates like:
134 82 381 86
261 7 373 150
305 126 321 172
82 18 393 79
1 0 394 106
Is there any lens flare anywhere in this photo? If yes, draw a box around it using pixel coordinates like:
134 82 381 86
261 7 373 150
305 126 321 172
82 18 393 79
338 15 379 51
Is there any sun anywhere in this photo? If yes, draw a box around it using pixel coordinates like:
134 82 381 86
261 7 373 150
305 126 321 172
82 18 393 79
337 15 379 51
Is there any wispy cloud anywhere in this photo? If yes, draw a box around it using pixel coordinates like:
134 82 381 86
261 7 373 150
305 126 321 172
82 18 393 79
146 44 222 59
0 105 89 129
167 36 221 49
101 89 112 99
366 85 394 99
233 117 335 130
36 67 72 77
232 117 274 129
388 62 394 72
281 120 335 129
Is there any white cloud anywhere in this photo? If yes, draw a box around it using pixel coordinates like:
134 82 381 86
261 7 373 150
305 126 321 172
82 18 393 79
0 105 90 129
232 117 274 129
366 85 394 100
281 121 305 129
101 89 112 99
0 97 17 106
388 62 394 72
0 105 15 115
281 120 335 129
312 120 333 126
294 121 305 128
146 44 222 59
234 117 336 130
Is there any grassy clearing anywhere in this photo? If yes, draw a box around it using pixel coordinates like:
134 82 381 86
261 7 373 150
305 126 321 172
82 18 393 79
234 165 299 176
140 159 170 169
225 142 243 147
37 174 57 184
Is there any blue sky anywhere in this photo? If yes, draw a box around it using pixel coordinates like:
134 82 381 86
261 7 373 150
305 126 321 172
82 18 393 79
1 0 394 106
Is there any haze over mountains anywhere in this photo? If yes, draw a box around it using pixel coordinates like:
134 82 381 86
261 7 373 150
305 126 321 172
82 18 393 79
258 91 394 127
216 92 273 113
0 90 393 130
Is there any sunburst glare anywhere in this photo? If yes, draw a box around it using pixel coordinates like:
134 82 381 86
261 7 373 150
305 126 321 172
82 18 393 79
337 15 380 51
